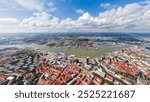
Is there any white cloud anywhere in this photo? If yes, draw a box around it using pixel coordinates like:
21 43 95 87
0 17 18 24
61 3 150 32
0 17 19 32
75 9 85 14
16 0 43 11
100 3 111 9
15 0 57 13
46 2 57 13
78 12 93 21
140 0 150 4
1 2 150 32
20 12 50 27
20 12 59 28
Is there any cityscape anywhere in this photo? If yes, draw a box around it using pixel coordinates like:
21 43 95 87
0 33 150 85
0 0 150 85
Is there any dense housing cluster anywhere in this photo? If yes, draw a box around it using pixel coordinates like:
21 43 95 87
0 46 150 85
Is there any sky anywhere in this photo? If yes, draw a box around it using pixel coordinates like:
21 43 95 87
0 0 150 33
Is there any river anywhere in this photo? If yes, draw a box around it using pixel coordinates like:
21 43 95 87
0 44 123 58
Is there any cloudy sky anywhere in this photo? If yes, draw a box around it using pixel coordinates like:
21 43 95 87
0 0 150 33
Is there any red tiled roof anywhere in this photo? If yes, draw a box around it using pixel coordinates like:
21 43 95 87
93 76 103 85
81 77 91 85
105 74 114 82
